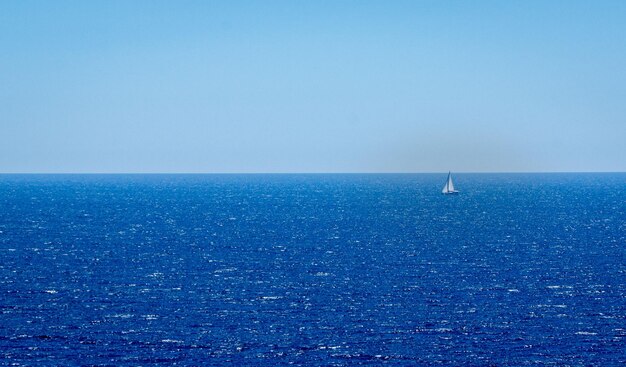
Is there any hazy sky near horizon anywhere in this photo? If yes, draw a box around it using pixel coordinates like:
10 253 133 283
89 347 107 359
1 1 625 173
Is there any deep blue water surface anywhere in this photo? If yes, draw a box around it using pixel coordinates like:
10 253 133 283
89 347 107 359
0 174 624 366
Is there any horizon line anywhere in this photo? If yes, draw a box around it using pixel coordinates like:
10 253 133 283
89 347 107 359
0 171 624 175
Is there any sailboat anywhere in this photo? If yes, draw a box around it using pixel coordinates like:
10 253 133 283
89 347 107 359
442 171 458 194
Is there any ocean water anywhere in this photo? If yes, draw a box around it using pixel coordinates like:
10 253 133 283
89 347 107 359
0 173 624 366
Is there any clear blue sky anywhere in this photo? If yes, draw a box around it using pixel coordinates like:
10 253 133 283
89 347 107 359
1 1 625 173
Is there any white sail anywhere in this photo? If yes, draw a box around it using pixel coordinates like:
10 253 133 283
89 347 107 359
442 172 457 194
447 175 455 192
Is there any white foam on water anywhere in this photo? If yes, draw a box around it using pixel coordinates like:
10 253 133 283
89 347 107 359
575 331 597 335
260 296 282 300
214 268 237 273
318 345 341 350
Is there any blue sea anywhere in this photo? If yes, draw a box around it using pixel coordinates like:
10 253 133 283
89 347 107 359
0 173 624 366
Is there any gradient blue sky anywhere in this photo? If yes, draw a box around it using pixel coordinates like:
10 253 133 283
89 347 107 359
1 1 625 173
